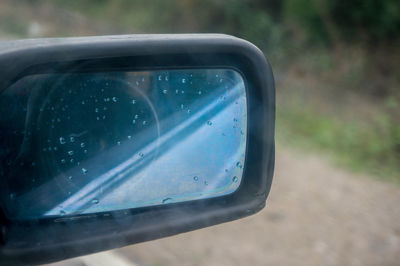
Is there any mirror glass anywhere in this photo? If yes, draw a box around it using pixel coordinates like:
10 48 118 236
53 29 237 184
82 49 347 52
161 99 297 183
0 68 247 219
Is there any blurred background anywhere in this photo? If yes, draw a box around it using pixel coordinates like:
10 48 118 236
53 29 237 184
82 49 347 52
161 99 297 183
1 0 399 265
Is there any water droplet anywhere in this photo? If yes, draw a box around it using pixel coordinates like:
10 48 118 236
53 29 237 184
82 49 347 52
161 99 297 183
136 81 139 86
219 79 223 83
102 115 106 120
60 210 66 216
67 151 74 156
180 104 184 109
204 181 208 186
240 130 244 135
103 107 107 111
31 162 36 166
138 152 144 158
182 78 186 83
232 176 238 183
59 137 66 144
158 75 162 81
225 169 228 172
68 176 72 180
42 148 47 152
112 96 117 102
207 121 212 126
70 136 75 143
84 149 88 154
165 76 169 81
96 116 100 120
187 109 191 114
81 101 85 105
9 193 15 200
54 146 58 151
95 108 99 113
162 89 168 94
117 141 121 145
181 90 185 94
141 77 145 82
80 142 85 148
132 119 136 124
233 118 238 122
81 168 88 174
61 159 66 164
127 135 132 139
198 90 202 95
70 158 74 163
132 99 136 104
236 162 242 169
134 114 139 119
91 198 99 204
142 120 147 126
175 89 179 94
162 198 172 204
193 176 199 181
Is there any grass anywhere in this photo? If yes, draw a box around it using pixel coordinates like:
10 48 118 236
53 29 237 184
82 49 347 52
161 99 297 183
276 100 400 183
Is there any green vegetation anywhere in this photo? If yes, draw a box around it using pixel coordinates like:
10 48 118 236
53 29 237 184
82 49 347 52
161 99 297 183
2 0 400 181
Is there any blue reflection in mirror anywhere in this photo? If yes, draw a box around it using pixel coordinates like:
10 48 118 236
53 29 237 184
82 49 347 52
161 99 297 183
0 69 247 219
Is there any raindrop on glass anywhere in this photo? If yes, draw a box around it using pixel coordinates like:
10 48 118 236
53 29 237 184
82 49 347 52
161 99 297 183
162 198 172 204
70 136 75 143
59 137 66 144
182 78 186 83
80 142 85 148
92 199 99 204
193 176 199 181
112 97 117 102
232 176 238 183
81 168 88 174
67 151 74 156
207 121 212 126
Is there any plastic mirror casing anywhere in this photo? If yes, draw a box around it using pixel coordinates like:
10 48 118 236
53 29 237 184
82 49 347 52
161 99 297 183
0 34 275 265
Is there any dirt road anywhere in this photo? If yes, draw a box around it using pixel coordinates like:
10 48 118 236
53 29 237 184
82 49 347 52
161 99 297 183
112 146 400 266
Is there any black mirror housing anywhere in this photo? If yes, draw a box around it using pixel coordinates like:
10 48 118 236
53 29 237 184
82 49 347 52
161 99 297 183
0 34 275 265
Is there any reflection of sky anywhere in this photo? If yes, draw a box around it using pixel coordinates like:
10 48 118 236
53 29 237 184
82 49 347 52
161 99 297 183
2 69 247 219
45 78 247 216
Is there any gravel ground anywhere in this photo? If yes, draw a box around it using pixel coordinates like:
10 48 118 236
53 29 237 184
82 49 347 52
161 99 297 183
113 146 400 266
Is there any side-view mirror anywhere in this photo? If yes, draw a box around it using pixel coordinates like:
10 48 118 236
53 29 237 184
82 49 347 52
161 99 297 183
0 34 275 265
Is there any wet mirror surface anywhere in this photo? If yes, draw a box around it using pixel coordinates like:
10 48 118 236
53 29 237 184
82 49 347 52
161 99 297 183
0 69 247 219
